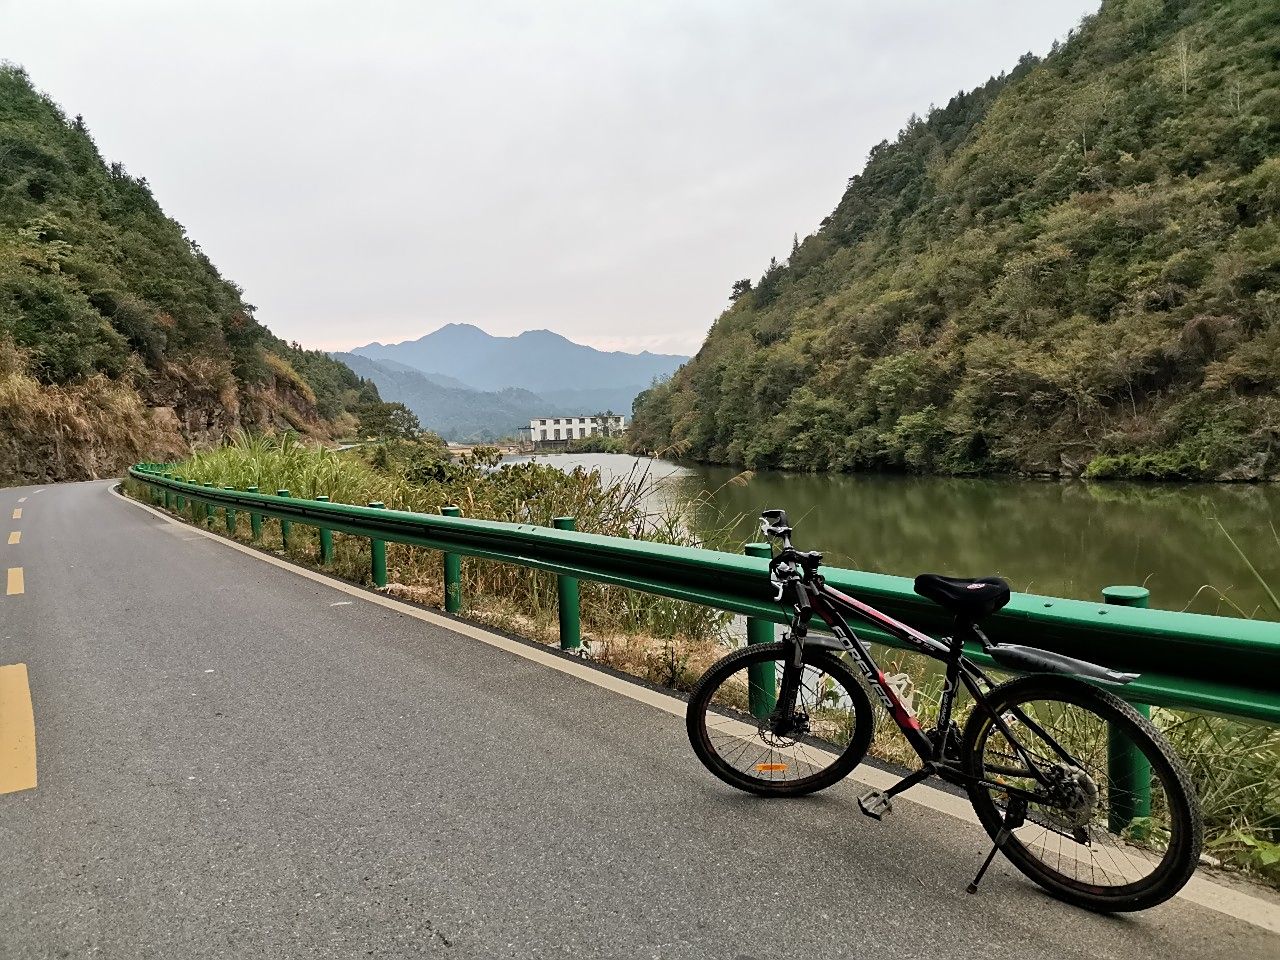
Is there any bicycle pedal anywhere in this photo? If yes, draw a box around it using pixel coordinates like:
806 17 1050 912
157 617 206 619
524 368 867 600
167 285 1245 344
858 790 892 820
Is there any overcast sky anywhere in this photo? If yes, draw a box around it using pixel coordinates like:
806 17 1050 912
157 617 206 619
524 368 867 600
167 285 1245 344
5 1 1098 355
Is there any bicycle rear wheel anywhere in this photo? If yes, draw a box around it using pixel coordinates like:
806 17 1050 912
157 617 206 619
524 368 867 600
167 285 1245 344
962 674 1201 912
686 641 874 797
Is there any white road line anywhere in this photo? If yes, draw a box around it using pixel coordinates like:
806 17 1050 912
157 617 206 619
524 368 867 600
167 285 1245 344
112 484 1280 934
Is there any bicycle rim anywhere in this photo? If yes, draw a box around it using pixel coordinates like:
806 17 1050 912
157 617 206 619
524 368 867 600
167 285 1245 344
689 643 872 795
965 678 1198 909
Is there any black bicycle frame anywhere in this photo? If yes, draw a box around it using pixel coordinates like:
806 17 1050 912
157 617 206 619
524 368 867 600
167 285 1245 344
790 580 1057 801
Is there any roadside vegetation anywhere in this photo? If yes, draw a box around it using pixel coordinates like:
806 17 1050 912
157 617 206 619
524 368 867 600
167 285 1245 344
139 432 737 681
129 431 1279 888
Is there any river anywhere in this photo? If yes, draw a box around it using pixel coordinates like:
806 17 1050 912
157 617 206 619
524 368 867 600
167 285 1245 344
506 453 1280 621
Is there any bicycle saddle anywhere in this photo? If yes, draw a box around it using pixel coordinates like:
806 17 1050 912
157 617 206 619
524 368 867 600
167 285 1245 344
914 574 1011 619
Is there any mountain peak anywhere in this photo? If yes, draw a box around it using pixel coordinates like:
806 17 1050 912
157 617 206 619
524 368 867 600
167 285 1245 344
349 324 688 396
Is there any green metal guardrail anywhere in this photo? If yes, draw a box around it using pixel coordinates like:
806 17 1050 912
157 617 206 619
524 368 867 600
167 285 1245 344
128 463 1280 726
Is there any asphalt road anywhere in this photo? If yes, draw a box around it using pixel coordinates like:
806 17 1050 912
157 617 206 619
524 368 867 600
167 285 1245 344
1 480 1276 959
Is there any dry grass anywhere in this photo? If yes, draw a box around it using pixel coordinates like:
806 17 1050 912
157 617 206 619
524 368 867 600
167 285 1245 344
1 338 187 485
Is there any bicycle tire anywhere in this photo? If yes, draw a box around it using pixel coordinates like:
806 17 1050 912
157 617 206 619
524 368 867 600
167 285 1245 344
686 641 874 797
961 674 1202 912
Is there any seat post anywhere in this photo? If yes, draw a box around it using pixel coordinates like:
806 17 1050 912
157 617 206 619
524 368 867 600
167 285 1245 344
949 617 973 660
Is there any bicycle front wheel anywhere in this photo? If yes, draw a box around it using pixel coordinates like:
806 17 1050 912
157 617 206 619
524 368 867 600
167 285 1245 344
686 641 874 797
962 674 1201 912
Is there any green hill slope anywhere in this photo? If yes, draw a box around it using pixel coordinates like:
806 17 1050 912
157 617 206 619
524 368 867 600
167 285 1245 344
631 0 1280 481
0 65 377 483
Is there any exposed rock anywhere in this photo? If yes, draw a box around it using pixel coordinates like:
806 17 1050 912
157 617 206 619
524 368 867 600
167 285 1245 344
1215 452 1269 483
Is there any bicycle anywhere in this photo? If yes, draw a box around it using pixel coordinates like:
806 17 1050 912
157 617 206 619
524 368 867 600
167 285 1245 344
685 509 1202 912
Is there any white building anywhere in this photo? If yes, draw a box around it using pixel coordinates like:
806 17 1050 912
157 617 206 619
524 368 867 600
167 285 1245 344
530 414 625 442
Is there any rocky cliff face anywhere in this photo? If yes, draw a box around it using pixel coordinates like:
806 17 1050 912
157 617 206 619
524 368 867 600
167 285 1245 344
0 341 346 484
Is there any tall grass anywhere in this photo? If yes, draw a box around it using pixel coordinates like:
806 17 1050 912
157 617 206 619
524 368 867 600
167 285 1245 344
152 433 736 651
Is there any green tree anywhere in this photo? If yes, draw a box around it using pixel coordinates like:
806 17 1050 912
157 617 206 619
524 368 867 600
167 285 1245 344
359 402 421 440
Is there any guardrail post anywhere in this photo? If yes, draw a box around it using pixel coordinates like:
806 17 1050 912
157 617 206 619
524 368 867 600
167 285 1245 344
368 502 387 587
441 505 462 613
553 517 581 650
744 542 777 718
175 476 185 513
223 486 237 533
246 487 263 541
1103 585 1152 834
203 483 217 527
277 489 292 550
315 495 333 564
163 474 172 511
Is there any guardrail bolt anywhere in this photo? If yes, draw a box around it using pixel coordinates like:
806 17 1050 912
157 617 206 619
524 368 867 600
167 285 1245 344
553 517 582 650
246 487 263 541
315 495 334 564
744 542 778 718
368 502 387 588
442 505 462 613
223 486 237 534
1103 585 1153 834
277 489 292 550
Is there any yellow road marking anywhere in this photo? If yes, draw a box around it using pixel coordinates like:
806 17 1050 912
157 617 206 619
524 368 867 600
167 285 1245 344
0 663 37 793
6 567 23 595
7 532 18 545
11 508 20 520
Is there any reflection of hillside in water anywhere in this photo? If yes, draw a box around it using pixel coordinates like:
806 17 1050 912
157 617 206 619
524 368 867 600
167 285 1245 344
676 467 1279 621
502 452 694 515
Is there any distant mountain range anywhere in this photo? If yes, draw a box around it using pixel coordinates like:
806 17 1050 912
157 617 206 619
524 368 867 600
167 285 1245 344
333 353 545 441
337 324 687 440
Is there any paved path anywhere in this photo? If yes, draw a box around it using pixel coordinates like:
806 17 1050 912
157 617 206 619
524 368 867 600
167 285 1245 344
1 480 1277 959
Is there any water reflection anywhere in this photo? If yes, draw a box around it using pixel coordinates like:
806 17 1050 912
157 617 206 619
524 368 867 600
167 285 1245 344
682 467 1278 619
504 453 1279 620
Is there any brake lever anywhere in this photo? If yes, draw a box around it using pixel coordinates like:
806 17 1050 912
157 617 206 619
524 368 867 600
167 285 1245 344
769 556 793 602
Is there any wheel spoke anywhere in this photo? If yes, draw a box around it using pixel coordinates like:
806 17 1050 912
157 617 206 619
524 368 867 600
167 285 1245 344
693 650 868 791
971 688 1190 902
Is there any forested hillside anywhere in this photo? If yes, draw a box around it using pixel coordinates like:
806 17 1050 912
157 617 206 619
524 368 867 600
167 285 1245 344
631 0 1280 481
0 65 377 483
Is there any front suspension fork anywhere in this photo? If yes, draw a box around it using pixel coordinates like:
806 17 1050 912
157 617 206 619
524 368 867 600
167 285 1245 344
773 597 813 723
775 634 805 719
